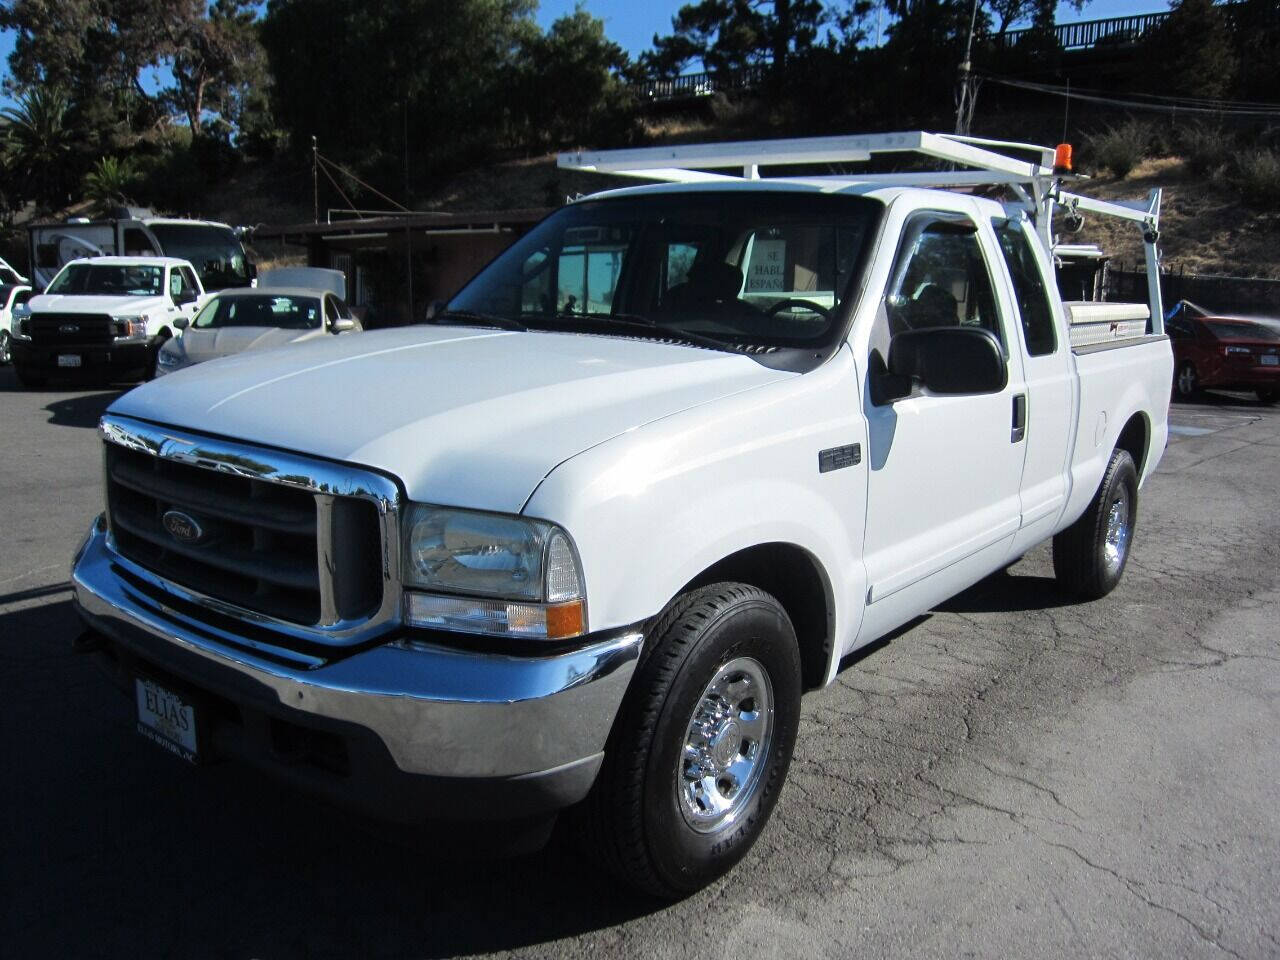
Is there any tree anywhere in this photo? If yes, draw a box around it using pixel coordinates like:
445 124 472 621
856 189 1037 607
162 0 270 140
83 155 139 211
0 85 77 208
508 9 635 150
644 0 826 77
1140 0 1236 100
260 0 540 188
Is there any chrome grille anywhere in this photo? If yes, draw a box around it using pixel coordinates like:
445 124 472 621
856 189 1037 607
100 415 400 649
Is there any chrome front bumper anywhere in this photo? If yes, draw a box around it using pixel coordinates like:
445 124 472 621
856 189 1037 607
72 521 643 790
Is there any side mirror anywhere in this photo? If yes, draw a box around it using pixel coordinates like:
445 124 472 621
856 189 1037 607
330 317 355 333
884 327 1007 400
424 299 446 323
174 317 189 331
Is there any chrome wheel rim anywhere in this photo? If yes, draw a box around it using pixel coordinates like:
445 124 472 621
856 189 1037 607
677 656 774 834
1177 364 1196 396
1103 489 1130 576
0 332 9 365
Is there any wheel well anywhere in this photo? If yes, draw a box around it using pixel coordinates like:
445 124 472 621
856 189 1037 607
684 543 833 690
1116 413 1149 476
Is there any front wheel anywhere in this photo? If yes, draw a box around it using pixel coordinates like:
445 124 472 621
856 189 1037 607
13 364 46 389
0 330 10 365
1256 387 1278 405
1053 448 1138 600
576 582 801 898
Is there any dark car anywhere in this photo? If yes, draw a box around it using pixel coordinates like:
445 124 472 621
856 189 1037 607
1166 300 1280 404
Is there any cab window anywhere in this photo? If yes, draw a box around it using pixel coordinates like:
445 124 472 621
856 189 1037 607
992 218 1057 356
885 215 1002 346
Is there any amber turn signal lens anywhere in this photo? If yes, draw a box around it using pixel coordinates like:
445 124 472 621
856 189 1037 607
545 600 586 640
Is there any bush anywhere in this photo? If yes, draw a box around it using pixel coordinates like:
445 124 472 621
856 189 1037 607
1231 149 1280 208
1084 121 1154 179
1178 125 1235 179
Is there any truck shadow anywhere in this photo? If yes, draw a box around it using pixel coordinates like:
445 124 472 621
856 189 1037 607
936 567 1078 613
43 389 123 428
1 598 665 958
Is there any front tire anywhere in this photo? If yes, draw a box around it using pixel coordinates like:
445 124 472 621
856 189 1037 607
1053 448 1138 600
0 330 10 365
13 364 46 389
578 582 801 898
1256 387 1278 405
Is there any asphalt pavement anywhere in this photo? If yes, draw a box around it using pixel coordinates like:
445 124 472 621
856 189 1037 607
1 365 1276 959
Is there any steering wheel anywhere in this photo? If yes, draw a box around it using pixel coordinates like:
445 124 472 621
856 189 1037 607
765 298 831 321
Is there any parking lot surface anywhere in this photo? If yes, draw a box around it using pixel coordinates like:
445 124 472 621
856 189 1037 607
2 367 1277 959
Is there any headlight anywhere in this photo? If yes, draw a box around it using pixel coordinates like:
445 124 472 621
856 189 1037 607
113 316 149 340
402 504 586 640
155 348 185 372
11 315 30 340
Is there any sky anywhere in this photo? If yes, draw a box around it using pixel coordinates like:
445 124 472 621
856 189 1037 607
0 1 1169 109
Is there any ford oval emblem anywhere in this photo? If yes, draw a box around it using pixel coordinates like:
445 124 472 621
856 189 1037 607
162 510 204 544
59 323 80 334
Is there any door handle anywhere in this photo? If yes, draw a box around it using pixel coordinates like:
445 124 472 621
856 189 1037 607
1011 393 1027 443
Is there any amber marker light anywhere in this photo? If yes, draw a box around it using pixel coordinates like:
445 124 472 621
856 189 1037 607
1054 143 1073 175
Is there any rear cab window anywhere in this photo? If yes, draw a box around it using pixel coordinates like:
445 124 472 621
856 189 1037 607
992 218 1058 356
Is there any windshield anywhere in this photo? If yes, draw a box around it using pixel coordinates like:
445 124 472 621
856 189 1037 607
448 192 880 363
148 224 251 291
47 263 163 297
1203 320 1280 341
193 294 321 330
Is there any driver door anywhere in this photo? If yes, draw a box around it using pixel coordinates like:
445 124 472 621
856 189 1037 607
858 211 1028 639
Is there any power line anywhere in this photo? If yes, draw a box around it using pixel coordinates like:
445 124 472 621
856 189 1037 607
983 75 1280 118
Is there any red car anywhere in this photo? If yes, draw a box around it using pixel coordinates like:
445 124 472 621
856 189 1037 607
1166 301 1280 404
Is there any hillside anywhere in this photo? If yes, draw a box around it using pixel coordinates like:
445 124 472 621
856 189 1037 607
1069 157 1280 278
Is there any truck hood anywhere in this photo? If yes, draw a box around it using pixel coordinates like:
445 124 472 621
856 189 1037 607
171 325 322 364
29 293 168 316
111 325 790 513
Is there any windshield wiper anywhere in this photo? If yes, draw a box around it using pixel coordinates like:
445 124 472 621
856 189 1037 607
434 309 527 332
527 312 735 352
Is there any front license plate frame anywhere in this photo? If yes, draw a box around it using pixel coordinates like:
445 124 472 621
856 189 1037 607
57 354 82 368
135 676 201 764
1261 355 1278 366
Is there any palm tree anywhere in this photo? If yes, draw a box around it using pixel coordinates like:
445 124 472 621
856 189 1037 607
83 155 139 212
0 86 76 209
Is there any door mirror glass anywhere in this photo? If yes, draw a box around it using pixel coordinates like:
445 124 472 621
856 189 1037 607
886 327 1007 398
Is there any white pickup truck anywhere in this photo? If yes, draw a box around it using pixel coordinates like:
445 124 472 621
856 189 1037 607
11 256 204 388
71 133 1173 897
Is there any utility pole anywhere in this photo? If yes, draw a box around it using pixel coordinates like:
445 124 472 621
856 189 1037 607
954 0 981 135
312 135 318 224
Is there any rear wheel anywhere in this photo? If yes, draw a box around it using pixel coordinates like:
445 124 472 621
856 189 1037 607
1174 361 1199 401
1053 448 1138 600
1256 387 1278 405
576 582 801 898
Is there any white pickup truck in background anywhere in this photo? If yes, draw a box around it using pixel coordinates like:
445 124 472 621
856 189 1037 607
10 256 204 388
71 133 1173 897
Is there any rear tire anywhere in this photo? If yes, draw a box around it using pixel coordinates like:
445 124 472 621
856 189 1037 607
575 582 801 899
13 364 46 390
1053 448 1138 600
1174 361 1199 401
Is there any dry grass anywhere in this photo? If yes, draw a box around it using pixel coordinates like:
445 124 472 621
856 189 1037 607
1066 156 1280 277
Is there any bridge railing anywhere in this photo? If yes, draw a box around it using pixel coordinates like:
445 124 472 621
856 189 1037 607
993 11 1170 50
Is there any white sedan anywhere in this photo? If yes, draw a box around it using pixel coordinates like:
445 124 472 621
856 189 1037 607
156 286 361 376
